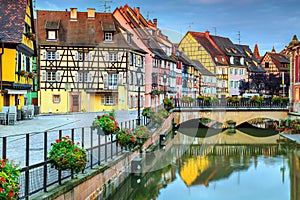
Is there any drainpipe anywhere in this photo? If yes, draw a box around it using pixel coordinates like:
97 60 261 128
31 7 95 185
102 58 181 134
0 37 4 95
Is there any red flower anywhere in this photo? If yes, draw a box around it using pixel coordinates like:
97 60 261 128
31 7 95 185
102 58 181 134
131 135 136 142
109 116 115 120
65 136 69 139
77 142 80 145
0 177 6 182
55 139 60 143
8 192 14 197
74 148 78 152
0 188 2 192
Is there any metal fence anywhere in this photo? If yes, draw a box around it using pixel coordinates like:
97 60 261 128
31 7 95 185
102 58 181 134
172 97 289 109
0 116 150 200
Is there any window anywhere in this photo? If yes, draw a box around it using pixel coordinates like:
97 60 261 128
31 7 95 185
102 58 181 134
53 95 61 103
108 74 118 89
47 30 57 40
105 96 114 105
104 32 113 41
25 56 30 72
230 56 234 65
129 53 133 66
127 34 131 44
234 69 238 75
44 51 60 60
109 53 118 62
265 62 269 68
47 71 56 82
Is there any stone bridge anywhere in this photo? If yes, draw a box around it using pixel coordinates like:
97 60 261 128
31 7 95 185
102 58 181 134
172 107 289 126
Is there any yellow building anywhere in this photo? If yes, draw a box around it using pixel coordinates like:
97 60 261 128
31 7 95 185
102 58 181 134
178 31 227 97
0 0 36 110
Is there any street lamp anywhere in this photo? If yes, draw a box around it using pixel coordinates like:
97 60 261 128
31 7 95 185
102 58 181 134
163 71 167 98
136 67 142 125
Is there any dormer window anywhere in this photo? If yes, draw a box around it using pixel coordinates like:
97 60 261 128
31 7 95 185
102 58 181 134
104 32 113 42
127 34 131 44
47 30 57 40
45 20 60 41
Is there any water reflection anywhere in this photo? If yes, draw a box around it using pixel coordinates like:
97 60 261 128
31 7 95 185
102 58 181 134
106 131 300 200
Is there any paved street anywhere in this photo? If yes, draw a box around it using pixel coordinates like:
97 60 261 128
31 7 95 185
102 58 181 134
0 110 138 137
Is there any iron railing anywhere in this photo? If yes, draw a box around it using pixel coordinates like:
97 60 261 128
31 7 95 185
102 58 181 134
0 117 149 200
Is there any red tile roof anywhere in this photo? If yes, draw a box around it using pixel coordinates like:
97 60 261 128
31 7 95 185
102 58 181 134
37 10 134 48
0 0 28 43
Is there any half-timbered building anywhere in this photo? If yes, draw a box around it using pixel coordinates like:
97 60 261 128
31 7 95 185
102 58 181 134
36 8 146 113
0 0 36 110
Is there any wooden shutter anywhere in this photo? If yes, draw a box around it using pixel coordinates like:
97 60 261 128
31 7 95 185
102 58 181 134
55 51 60 60
42 51 47 60
103 73 108 89
56 71 61 81
41 71 46 81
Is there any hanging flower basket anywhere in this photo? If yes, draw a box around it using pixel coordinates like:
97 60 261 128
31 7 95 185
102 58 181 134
92 111 119 135
117 128 137 151
48 136 87 173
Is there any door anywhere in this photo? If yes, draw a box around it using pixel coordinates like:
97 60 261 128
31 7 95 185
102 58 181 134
71 94 80 112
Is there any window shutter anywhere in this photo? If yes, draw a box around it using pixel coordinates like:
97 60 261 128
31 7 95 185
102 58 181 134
118 53 122 62
56 71 61 81
74 72 78 82
42 51 47 60
88 72 93 82
30 57 33 71
88 52 93 61
118 72 123 85
55 51 60 60
74 52 79 61
41 71 46 81
103 73 108 89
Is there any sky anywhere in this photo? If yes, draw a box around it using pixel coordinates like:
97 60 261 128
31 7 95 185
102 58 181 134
35 0 300 55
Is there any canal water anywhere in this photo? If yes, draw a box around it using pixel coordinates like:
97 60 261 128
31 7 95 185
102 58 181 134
105 130 300 200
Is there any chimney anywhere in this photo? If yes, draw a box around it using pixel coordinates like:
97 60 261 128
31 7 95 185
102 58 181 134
205 30 210 37
70 8 77 21
153 18 157 27
134 7 140 22
87 8 95 19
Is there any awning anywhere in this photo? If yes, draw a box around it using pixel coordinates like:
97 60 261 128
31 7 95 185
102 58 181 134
6 89 28 94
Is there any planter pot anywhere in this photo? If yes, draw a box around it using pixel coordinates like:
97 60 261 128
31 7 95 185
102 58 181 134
97 127 105 135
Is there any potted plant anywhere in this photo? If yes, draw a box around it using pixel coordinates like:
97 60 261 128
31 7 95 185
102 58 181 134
28 72 36 79
142 107 151 118
134 125 150 144
48 136 87 173
116 128 137 150
0 158 21 199
92 111 119 135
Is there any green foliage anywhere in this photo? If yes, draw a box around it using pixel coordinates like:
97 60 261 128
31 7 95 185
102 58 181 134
48 136 87 173
226 96 241 103
250 95 263 104
150 108 169 125
163 98 174 111
180 96 194 103
92 111 119 135
117 129 137 150
142 107 151 118
204 96 219 104
134 125 150 138
0 159 21 199
150 90 165 97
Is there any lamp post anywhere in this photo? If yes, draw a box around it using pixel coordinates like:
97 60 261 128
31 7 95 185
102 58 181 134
163 71 167 98
136 67 142 125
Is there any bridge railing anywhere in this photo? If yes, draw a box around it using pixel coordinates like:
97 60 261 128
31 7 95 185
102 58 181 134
172 97 289 109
